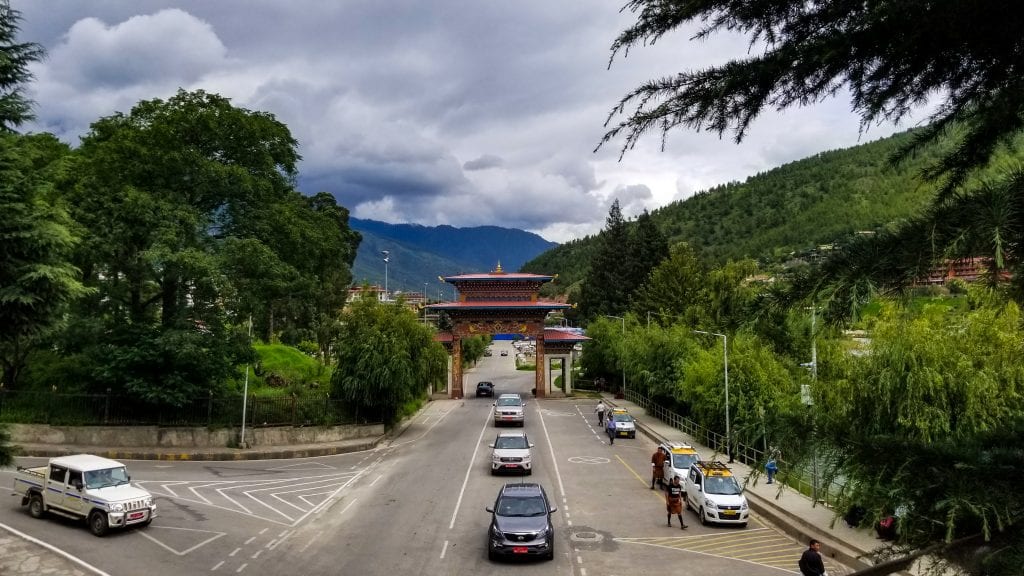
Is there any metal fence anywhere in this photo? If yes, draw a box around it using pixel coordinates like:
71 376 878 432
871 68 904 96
0 389 377 428
625 388 845 507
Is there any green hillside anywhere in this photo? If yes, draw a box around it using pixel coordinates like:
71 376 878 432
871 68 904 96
523 129 955 288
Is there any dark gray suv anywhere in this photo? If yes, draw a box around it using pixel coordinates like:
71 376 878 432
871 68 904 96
485 483 556 561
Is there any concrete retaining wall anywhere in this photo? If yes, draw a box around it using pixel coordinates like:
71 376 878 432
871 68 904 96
8 422 384 448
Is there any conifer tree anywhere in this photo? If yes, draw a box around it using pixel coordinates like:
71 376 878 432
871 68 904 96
576 200 630 322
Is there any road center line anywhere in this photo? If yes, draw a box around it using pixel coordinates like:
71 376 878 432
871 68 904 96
537 403 566 498
448 406 494 530
440 539 449 559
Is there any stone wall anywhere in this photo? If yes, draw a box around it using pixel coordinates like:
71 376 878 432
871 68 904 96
8 422 385 448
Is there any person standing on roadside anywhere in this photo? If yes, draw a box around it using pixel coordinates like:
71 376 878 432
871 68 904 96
665 476 688 529
595 400 607 427
799 539 827 576
765 457 779 484
651 447 668 489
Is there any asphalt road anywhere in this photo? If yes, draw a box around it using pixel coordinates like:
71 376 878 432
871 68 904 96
1 341 817 576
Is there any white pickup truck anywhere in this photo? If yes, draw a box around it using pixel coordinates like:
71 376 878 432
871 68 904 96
12 454 156 536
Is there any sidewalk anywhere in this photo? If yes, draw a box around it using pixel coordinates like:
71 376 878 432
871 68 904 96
605 395 889 573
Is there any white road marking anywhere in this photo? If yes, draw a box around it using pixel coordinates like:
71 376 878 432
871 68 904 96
298 530 322 553
448 407 494 530
389 406 457 449
440 539 449 559
267 462 335 471
339 498 358 516
259 528 269 534
211 561 224 571
236 563 247 573
229 548 241 557
251 550 262 559
244 536 255 545
0 522 114 576
369 474 383 487
537 404 567 498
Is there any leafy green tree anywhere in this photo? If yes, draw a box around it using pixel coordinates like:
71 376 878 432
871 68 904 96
0 0 44 131
631 242 707 327
601 1 1024 194
331 294 447 424
814 298 1024 574
0 133 88 388
50 90 360 402
576 200 631 322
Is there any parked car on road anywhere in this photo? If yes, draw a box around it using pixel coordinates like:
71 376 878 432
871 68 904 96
476 381 495 397
493 394 525 426
500 350 509 356
605 408 636 439
683 460 749 527
660 442 700 487
486 483 556 561
489 431 534 475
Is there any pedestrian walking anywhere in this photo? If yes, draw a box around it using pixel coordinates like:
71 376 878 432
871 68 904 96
595 400 607 427
765 457 779 484
651 447 668 489
798 539 827 576
665 476 688 529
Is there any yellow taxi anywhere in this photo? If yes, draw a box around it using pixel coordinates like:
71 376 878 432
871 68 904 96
683 460 749 526
659 442 700 485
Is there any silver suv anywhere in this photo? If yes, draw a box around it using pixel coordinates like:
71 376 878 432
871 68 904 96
493 394 525 427
489 431 534 475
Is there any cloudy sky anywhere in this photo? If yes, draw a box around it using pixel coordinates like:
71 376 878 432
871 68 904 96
12 1 927 243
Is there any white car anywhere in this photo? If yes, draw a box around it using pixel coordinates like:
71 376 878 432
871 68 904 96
605 409 636 439
683 460 749 527
660 442 701 486
488 431 534 475
493 394 525 426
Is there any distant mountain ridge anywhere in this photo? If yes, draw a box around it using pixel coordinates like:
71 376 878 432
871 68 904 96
349 218 558 294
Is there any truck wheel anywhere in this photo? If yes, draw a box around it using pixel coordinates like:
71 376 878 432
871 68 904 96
28 494 45 519
88 511 109 537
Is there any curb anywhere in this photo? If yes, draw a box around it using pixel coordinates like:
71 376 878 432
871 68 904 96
14 438 382 462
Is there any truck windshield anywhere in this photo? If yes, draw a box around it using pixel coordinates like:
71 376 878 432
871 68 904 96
85 467 129 489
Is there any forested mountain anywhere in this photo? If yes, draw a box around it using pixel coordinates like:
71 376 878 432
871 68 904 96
523 129 959 290
350 218 557 293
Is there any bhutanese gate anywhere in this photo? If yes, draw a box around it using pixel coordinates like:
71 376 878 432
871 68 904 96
426 266 588 399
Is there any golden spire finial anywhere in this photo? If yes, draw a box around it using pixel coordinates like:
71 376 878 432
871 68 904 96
494 261 504 274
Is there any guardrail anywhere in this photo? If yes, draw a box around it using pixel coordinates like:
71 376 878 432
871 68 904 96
625 388 845 507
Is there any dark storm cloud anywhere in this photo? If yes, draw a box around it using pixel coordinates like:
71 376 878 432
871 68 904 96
10 0 926 242
463 155 504 171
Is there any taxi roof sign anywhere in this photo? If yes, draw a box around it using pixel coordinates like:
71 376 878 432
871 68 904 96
697 460 733 477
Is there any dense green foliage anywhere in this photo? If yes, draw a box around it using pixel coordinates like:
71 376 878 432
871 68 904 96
330 294 447 424
0 1 43 131
14 90 358 405
0 133 88 388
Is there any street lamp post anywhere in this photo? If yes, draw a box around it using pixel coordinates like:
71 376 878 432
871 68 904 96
694 330 731 462
604 315 626 399
381 250 390 300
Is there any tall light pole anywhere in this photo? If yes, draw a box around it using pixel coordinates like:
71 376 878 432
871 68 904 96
604 315 626 398
694 330 731 462
240 315 253 449
381 251 390 300
801 306 819 501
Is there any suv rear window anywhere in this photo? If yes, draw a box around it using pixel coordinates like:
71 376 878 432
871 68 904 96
496 397 522 407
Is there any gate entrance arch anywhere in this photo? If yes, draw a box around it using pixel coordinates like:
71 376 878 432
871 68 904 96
427 266 585 399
